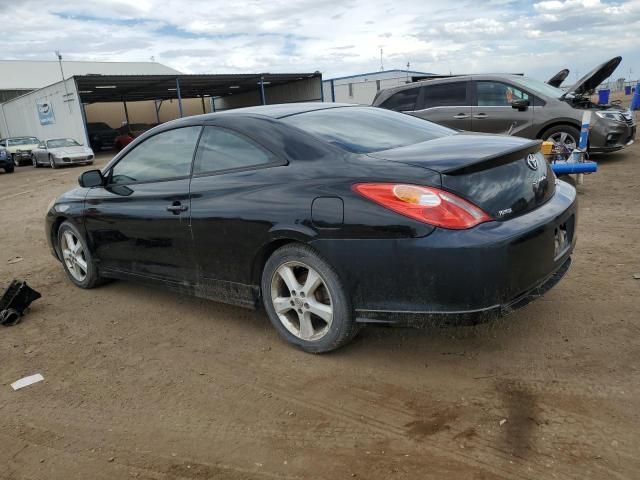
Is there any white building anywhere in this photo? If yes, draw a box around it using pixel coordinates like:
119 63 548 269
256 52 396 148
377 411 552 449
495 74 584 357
0 60 181 103
322 69 433 105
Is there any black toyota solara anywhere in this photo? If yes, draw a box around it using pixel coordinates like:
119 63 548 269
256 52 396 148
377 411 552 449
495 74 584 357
46 103 576 352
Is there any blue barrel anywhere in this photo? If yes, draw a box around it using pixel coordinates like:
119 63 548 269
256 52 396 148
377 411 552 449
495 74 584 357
632 82 640 111
625 85 632 95
597 89 610 104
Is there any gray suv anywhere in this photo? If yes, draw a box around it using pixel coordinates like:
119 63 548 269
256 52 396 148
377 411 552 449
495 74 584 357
372 57 636 153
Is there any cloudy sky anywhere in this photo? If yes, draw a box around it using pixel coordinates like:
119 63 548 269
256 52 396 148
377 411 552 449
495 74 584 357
0 0 638 83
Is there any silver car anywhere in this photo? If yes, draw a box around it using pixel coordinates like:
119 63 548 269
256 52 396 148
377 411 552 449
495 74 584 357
31 138 95 169
373 57 636 154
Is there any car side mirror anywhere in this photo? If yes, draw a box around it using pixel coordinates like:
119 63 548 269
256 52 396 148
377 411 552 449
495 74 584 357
79 169 104 188
512 99 529 111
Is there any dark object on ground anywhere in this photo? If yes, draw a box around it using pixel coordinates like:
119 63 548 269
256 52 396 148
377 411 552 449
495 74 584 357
0 280 42 326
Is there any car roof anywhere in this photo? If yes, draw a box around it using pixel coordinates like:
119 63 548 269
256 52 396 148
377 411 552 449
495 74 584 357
219 102 358 119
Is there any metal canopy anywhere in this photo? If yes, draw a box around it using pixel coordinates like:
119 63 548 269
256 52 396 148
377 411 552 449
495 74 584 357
74 72 321 104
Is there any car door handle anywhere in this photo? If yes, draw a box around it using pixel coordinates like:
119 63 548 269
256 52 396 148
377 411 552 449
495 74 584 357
167 202 188 214
453 113 469 119
473 113 488 119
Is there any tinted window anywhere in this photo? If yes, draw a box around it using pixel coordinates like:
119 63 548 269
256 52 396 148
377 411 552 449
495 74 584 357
379 87 419 111
420 82 468 108
194 127 273 174
283 107 454 153
110 126 201 184
477 81 529 106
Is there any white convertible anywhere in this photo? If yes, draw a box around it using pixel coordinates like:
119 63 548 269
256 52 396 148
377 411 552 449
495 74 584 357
32 138 95 169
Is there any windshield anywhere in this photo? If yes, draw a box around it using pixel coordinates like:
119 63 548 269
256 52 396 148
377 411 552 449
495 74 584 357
9 137 39 146
47 138 81 148
511 76 566 99
282 106 455 153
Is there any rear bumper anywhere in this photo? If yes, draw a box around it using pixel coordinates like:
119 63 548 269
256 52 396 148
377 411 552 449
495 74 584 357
310 180 577 319
356 256 571 325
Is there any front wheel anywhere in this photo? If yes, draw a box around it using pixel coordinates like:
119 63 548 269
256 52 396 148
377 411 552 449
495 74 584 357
49 155 58 169
262 244 358 353
4 164 14 173
57 221 102 289
12 154 20 167
32 154 40 168
543 125 581 159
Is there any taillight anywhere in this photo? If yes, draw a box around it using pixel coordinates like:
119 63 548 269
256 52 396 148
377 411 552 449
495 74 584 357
353 183 492 229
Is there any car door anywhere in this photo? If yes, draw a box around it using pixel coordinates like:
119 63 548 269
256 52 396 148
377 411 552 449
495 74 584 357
472 80 535 135
35 141 46 163
189 125 285 306
83 125 202 282
409 80 472 130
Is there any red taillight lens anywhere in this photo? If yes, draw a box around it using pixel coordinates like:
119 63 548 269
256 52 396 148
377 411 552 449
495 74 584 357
353 183 492 229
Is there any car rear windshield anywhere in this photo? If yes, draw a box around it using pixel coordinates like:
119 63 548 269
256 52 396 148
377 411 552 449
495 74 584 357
281 106 455 153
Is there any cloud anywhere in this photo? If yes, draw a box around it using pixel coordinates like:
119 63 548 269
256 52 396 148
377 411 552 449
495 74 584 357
0 0 638 83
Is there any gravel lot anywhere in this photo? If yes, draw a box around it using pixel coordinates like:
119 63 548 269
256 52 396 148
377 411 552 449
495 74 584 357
1 143 639 480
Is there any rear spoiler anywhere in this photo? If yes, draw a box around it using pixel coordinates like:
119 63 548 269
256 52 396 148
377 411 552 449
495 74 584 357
442 139 542 175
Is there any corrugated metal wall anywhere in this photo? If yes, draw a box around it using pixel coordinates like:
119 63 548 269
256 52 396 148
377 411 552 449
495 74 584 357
216 77 322 110
323 75 415 105
84 97 212 129
0 78 87 144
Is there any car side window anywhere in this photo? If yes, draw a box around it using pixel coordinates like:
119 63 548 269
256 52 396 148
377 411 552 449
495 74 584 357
476 81 529 107
419 82 468 109
110 126 201 185
193 126 274 175
379 87 420 112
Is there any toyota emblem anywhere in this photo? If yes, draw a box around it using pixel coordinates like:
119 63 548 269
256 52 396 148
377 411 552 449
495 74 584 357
526 153 538 170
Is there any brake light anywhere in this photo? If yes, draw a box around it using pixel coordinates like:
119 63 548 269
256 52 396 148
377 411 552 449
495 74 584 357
353 183 491 229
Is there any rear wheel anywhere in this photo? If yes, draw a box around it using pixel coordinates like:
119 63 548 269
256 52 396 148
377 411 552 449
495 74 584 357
543 125 580 159
57 221 102 289
262 244 358 353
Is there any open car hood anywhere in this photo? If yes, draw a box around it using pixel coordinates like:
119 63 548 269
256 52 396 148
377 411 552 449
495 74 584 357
566 56 621 96
547 69 569 87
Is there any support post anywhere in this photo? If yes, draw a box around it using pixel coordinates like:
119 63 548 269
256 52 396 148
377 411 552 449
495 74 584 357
122 99 130 126
259 75 266 105
330 79 336 102
201 95 206 114
154 99 161 123
211 97 216 112
176 78 184 118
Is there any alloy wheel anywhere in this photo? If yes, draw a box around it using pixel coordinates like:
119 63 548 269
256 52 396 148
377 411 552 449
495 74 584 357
31 155 37 167
61 231 88 282
49 156 55 169
548 131 577 152
270 261 333 341
13 155 19 167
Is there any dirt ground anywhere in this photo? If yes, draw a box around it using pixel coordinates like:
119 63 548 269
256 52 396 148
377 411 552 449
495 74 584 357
0 141 639 480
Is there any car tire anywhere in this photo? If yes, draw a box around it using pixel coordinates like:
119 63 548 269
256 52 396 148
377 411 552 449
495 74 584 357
57 221 102 289
542 124 581 154
261 243 359 353
4 164 14 173
49 155 58 169
12 154 20 167
32 154 40 168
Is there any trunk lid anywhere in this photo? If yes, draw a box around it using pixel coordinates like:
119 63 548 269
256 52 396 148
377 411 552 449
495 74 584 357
368 133 555 220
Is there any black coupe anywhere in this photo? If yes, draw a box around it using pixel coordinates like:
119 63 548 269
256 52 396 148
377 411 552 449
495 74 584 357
46 104 576 352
